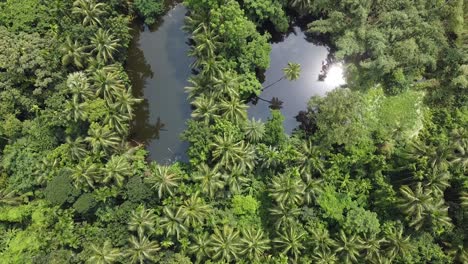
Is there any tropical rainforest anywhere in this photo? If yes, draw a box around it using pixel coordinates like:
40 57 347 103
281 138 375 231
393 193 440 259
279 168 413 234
0 0 467 263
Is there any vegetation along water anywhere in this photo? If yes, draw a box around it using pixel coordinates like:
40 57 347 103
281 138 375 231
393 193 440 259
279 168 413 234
0 0 466 263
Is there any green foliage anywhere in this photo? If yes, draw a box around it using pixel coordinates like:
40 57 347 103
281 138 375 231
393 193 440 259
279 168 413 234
232 195 259 216
44 173 80 206
263 110 286 146
134 0 164 25
73 193 97 214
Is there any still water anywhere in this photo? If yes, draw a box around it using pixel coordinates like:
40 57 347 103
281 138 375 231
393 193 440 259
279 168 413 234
126 5 344 162
126 5 192 163
248 26 345 133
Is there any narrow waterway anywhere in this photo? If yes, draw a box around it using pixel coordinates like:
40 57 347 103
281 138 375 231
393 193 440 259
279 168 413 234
126 5 192 163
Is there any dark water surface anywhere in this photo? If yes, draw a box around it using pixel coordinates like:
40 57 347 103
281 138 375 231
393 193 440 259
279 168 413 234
249 27 345 133
126 5 192 163
126 6 344 161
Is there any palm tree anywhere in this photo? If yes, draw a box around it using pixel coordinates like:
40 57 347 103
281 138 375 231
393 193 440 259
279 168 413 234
461 191 468 209
210 133 243 168
72 0 107 26
92 66 125 100
183 10 207 33
69 158 100 188
311 248 338 264
191 93 219 124
296 140 325 179
383 224 413 261
222 164 251 195
358 234 386 263
65 95 87 122
269 202 301 229
192 24 220 58
160 206 188 239
303 177 323 205
91 29 120 63
219 97 248 124
199 56 224 79
450 128 468 171
61 37 88 68
85 123 121 154
307 226 336 252
213 71 240 98
243 118 265 143
334 231 363 263
273 226 306 260
67 72 94 101
289 0 312 12
125 235 160 264
209 225 242 262
0 189 23 206
103 105 130 136
269 171 305 206
128 206 157 237
404 141 451 171
426 199 452 229
240 227 271 260
398 182 433 230
114 88 142 118
262 62 301 90
185 75 211 99
192 163 224 198
102 155 132 187
87 241 121 264
144 164 181 199
424 170 451 195
179 194 212 227
66 136 88 161
189 232 211 263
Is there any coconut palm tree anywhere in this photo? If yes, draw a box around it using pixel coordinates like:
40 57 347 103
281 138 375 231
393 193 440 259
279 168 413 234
358 234 386 263
289 0 312 12
179 194 212 227
296 140 325 179
0 189 24 206
450 128 468 171
210 133 243 168
85 123 121 154
262 62 301 90
192 163 224 198
67 72 94 100
125 235 160 264
183 10 207 33
114 88 142 118
192 24 220 58
90 29 120 63
66 136 88 161
213 71 240 98
426 199 452 229
189 232 211 263
160 206 188 239
273 226 306 260
461 191 468 209
65 95 87 122
223 164 251 195
269 171 305 206
102 155 132 187
303 177 323 205
334 231 363 263
311 248 338 264
191 93 219 124
269 203 301 229
239 227 271 260
243 118 265 143
103 103 130 135
307 226 336 252
199 56 224 79
383 224 413 261
61 37 88 68
69 157 100 188
128 206 157 237
424 170 451 195
92 67 125 100
87 241 121 264
398 182 433 230
219 97 248 124
144 164 181 199
185 75 211 99
209 225 242 262
72 0 107 26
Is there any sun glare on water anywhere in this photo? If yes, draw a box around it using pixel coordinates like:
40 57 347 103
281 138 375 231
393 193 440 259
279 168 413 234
325 64 346 86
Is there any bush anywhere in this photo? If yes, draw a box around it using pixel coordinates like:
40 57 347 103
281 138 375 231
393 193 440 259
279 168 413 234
73 193 97 215
134 0 164 25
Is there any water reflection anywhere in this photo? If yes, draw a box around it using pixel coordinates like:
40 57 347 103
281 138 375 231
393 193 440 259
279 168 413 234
127 5 193 163
248 26 345 133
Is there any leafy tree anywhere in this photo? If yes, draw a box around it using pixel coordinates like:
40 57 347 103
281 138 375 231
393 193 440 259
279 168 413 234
133 0 164 25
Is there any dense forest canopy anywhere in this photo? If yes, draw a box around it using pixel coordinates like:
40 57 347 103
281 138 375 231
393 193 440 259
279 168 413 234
0 0 466 263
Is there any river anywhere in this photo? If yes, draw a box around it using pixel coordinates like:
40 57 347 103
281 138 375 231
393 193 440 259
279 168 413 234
126 4 344 162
